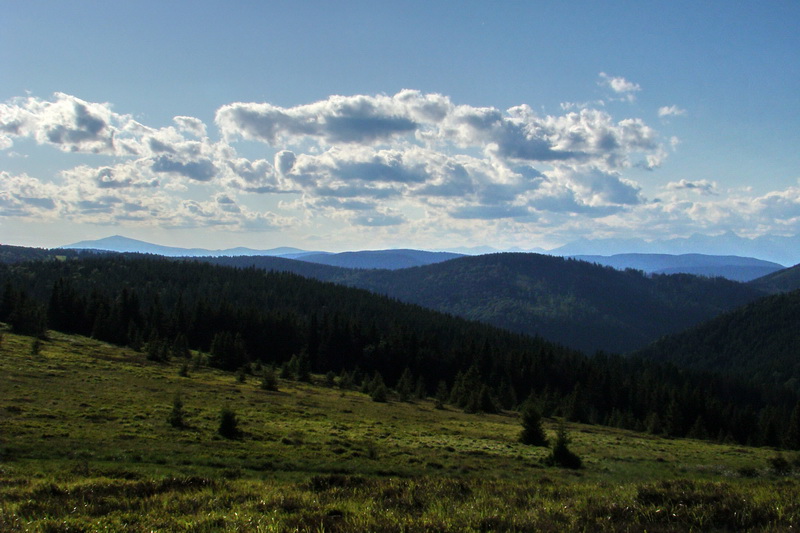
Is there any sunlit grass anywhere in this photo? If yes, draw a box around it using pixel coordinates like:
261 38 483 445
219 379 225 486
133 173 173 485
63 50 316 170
1 326 799 531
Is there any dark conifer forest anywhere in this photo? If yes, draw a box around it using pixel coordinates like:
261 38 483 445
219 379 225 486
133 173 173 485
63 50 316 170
206 252 765 354
1 248 798 449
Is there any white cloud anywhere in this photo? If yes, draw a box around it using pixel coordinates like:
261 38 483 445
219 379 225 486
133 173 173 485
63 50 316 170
658 105 687 117
0 93 137 155
4 89 798 248
174 116 207 137
666 179 718 195
598 73 641 102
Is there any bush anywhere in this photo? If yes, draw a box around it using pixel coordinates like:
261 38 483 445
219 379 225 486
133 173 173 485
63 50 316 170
768 454 790 474
218 407 240 439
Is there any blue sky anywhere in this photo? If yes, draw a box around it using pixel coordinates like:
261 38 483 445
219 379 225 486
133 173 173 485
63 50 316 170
1 1 799 252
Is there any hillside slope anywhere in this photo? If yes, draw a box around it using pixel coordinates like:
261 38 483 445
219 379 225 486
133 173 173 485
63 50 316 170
636 289 800 391
750 263 800 294
338 253 764 354
3 328 798 531
210 253 765 354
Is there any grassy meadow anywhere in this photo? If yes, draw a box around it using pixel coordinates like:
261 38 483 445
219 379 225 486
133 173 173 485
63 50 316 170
1 326 799 531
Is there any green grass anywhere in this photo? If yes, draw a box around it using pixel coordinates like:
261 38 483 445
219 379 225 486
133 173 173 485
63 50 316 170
1 327 799 531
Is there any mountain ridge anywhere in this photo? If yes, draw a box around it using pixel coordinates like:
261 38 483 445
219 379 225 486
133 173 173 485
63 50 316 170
60 234 791 278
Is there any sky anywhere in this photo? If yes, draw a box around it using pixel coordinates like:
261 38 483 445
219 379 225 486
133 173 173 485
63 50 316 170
1 1 799 252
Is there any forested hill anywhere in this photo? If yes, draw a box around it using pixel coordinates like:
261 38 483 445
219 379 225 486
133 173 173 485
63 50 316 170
0 245 767 354
214 253 765 354
635 289 800 392
0 244 93 263
1 253 797 447
750 263 800 294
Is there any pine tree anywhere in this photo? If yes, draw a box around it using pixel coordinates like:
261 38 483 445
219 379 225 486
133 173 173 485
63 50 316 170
395 368 414 402
546 421 582 469
435 380 449 406
785 401 800 450
687 415 709 440
171 333 190 359
168 394 186 428
218 407 240 439
519 400 548 446
369 372 388 403
260 366 278 391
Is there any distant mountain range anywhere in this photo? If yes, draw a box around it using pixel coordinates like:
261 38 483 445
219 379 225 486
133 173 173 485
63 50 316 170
61 235 789 279
550 232 800 266
61 235 462 270
61 235 306 258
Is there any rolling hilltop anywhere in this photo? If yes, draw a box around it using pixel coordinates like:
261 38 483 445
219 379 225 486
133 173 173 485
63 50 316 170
571 253 784 282
61 234 789 278
0 242 779 354
213 252 765 354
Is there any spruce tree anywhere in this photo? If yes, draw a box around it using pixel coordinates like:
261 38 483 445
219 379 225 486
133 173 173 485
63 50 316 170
395 368 414 402
435 380 449 406
261 366 278 391
218 407 240 439
520 401 548 446
369 372 388 402
786 401 800 451
168 394 186 428
546 421 582 469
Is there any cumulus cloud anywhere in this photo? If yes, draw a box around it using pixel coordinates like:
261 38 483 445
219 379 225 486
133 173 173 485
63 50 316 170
174 116 207 137
5 89 798 248
666 179 718 195
0 172 60 217
0 93 135 155
352 209 406 227
216 93 425 145
599 73 641 102
450 204 531 220
152 155 217 181
658 105 687 117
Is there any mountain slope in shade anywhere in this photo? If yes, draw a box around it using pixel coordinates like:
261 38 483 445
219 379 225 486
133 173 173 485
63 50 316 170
571 253 784 282
297 249 463 270
635 289 800 391
749 263 800 294
210 253 765 355
337 253 765 354
61 235 307 257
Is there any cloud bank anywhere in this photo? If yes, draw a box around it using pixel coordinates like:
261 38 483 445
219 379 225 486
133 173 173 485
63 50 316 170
2 87 798 248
